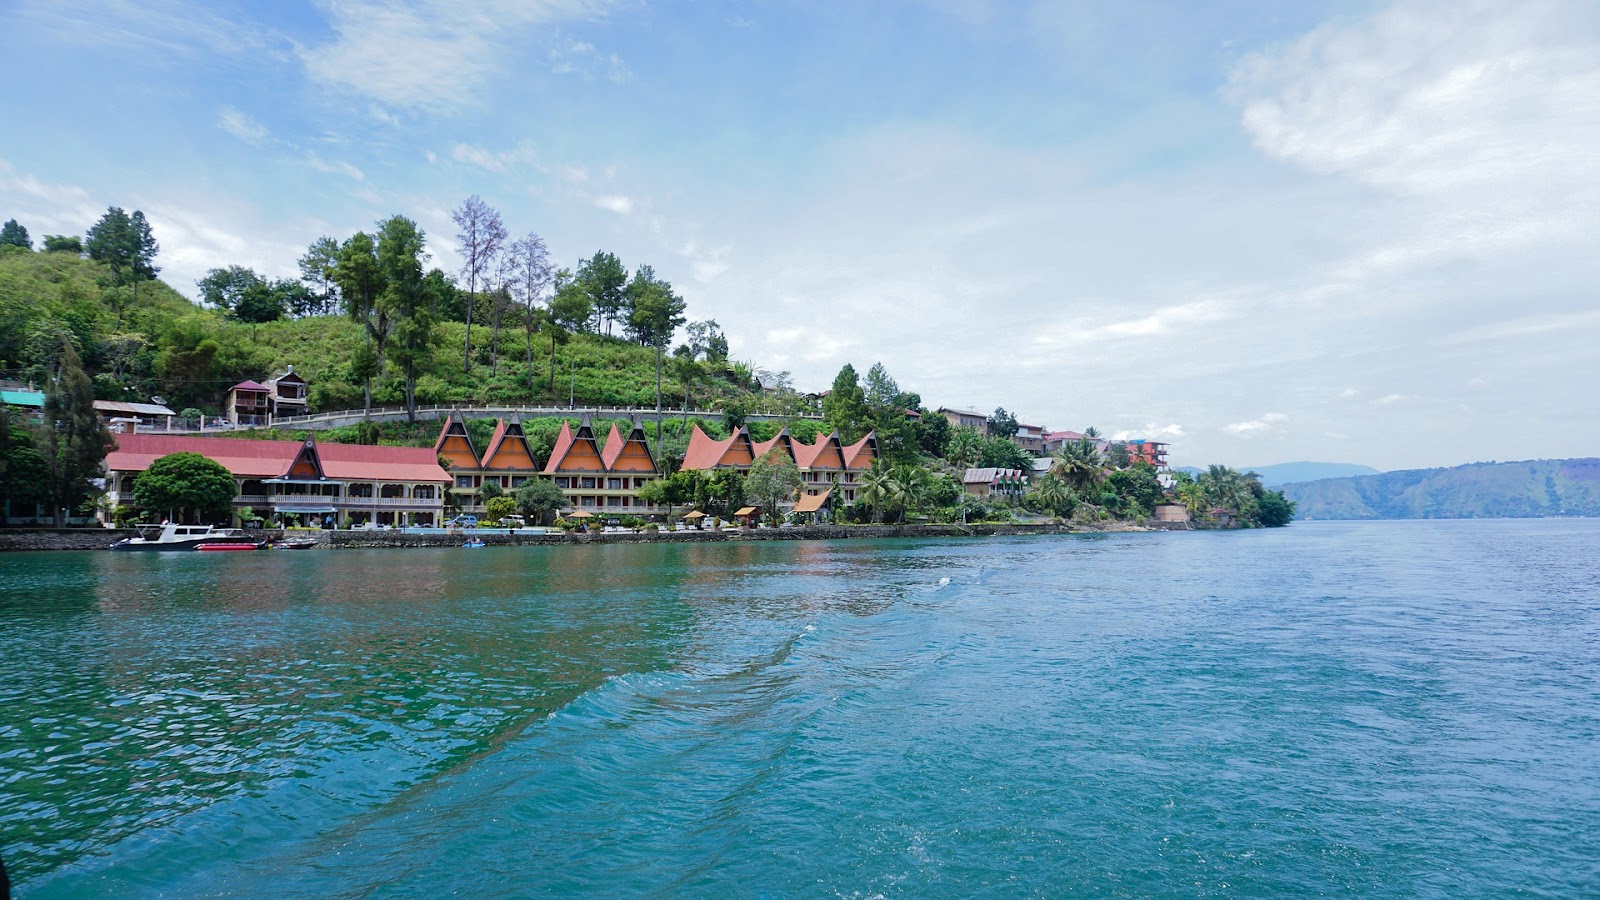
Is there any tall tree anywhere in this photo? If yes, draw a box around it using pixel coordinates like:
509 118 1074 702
685 320 728 361
863 362 920 462
376 215 438 422
333 231 388 413
577 251 627 336
40 339 113 525
626 265 687 442
451 195 507 372
509 231 553 401
822 363 871 442
1 218 30 249
989 407 1019 439
298 235 342 315
546 269 590 396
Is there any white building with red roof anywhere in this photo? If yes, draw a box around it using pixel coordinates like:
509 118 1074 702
104 433 452 527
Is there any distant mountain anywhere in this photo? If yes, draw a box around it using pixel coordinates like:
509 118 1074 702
1282 458 1600 520
1247 462 1382 487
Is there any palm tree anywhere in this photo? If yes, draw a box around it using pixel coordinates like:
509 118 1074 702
886 464 931 523
859 461 894 524
1028 473 1073 518
946 425 982 471
1050 438 1105 494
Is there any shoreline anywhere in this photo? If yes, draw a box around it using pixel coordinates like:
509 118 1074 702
0 521 1192 552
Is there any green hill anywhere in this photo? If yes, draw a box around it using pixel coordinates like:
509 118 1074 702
0 246 773 418
1282 458 1600 519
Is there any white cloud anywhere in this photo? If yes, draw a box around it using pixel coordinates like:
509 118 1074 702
1224 413 1288 436
305 152 364 182
1373 393 1414 405
549 37 633 83
217 106 268 145
1338 387 1360 399
594 194 633 216
301 0 617 111
450 141 539 174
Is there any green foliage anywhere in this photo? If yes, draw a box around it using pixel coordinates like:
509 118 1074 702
133 452 237 523
745 448 802 524
988 407 1019 439
515 477 568 520
1105 463 1164 518
1 218 31 249
978 434 1032 471
945 425 982 469
42 234 83 254
479 480 505 502
578 251 629 336
85 206 159 287
483 495 517 523
1 413 49 511
915 410 950 457
822 363 870 442
41 339 114 523
1256 490 1296 527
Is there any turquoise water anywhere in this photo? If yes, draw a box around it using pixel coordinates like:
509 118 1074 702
3 521 1599 896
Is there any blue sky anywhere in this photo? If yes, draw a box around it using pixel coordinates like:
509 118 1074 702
4 0 1597 470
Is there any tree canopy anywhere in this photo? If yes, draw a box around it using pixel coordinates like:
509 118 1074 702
1 219 31 249
133 452 237 523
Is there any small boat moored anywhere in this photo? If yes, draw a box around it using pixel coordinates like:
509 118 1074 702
463 538 487 548
271 538 319 551
110 523 261 551
197 541 266 552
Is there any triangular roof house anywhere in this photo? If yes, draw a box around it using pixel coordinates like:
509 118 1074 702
601 419 658 473
481 419 539 471
434 411 480 470
842 432 879 470
680 423 758 471
543 417 607 473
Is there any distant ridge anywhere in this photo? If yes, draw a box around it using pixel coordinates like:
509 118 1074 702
1282 458 1600 520
1247 461 1382 487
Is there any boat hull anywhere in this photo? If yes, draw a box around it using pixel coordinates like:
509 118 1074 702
110 537 259 551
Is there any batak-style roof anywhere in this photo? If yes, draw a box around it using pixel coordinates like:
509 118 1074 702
106 434 450 482
682 425 876 473
434 411 480 470
600 420 657 473
481 419 539 470
543 417 606 473
680 423 757 471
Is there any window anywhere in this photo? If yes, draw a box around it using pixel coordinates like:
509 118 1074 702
511 477 527 487
634 477 648 489
582 496 597 507
348 483 373 498
580 477 596 489
607 478 623 490
607 497 620 507
556 477 570 488
413 485 436 500
381 483 406 499
456 475 473 488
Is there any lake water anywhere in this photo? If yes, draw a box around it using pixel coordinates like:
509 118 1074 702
3 520 1599 896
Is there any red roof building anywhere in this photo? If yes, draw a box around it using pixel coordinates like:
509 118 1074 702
544 417 662 516
680 425 879 506
104 433 451 527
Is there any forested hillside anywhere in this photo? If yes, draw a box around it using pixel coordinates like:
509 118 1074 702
1283 459 1600 519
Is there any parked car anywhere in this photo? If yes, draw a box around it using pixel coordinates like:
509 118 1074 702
500 515 526 528
446 515 478 528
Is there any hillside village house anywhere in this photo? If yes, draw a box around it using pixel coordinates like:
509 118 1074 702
963 467 1029 498
937 407 989 433
225 366 309 427
103 433 451 527
94 400 176 432
1014 422 1045 454
543 417 662 515
680 424 879 507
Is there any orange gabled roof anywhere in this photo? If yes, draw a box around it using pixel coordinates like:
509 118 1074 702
793 487 832 513
842 431 879 470
433 412 480 469
602 420 658 473
544 418 606 473
751 428 795 463
681 423 733 471
482 420 538 470
793 431 846 470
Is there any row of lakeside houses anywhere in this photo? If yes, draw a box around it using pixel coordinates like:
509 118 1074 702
932 407 1169 467
89 412 881 527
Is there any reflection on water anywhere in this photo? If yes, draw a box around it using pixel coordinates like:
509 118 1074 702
5 525 1600 896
